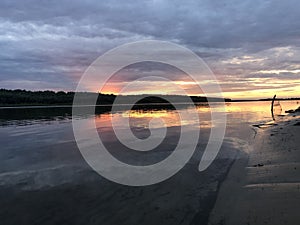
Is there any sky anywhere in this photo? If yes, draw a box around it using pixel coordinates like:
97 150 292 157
0 0 300 99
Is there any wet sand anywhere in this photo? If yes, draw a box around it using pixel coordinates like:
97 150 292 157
209 115 300 225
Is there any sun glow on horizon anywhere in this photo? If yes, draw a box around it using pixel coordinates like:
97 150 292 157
99 78 300 100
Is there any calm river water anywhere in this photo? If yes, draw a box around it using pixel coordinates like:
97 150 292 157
0 101 298 225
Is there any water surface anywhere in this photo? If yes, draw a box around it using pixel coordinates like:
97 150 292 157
0 100 298 225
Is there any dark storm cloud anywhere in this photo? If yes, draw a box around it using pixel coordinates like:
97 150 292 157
2 0 300 49
0 0 300 93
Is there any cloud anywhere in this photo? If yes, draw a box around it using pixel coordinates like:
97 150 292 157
0 0 300 98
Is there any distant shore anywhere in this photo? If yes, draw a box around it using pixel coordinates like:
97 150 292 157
0 89 231 107
1 89 299 107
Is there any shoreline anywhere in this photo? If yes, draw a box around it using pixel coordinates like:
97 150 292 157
209 114 300 225
0 98 299 108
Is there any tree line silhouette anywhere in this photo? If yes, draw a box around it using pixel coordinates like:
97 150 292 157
0 89 231 106
0 89 116 106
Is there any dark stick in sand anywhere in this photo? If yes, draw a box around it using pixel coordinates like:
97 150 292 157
271 94 276 121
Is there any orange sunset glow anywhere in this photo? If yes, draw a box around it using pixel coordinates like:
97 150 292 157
90 54 300 100
100 76 300 100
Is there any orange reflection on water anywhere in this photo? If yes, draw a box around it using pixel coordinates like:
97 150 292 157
95 106 214 130
93 100 299 131
122 110 170 118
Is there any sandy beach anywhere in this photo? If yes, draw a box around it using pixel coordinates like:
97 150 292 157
209 113 300 225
